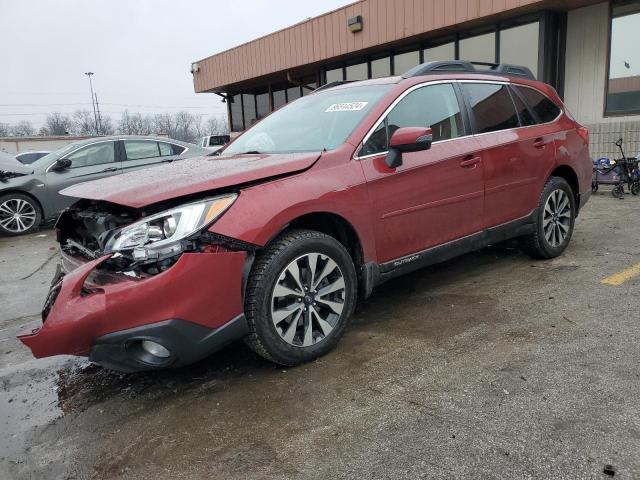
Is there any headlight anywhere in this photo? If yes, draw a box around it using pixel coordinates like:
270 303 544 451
105 194 237 260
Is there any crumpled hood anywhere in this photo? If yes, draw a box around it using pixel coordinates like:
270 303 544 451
61 152 322 208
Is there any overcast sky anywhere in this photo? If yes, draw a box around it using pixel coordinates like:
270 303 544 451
0 0 350 128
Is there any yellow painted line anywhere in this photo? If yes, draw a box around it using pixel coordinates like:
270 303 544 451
601 263 640 286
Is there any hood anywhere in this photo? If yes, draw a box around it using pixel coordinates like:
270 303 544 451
61 152 322 208
0 152 31 175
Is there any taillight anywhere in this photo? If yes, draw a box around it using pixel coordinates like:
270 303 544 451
577 126 589 145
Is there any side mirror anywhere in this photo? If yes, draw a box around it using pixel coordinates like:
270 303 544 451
52 158 72 171
385 127 433 168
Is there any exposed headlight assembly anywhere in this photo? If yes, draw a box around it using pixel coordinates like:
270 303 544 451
105 194 237 261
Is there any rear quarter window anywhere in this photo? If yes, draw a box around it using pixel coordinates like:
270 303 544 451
515 86 561 123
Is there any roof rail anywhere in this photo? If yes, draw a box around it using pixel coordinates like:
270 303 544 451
402 61 536 81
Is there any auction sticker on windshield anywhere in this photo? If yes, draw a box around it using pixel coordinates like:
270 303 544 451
325 102 368 112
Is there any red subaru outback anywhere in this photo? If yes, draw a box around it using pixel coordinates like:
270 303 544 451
19 62 592 372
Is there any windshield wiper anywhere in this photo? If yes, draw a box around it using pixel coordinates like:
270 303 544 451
238 150 261 155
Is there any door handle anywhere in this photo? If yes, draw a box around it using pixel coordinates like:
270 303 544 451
533 138 546 149
460 155 481 168
101 167 118 173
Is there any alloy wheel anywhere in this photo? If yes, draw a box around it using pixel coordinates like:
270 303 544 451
271 253 346 347
542 189 571 247
0 198 37 233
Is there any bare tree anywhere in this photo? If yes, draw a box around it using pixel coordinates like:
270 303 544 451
100 115 115 135
45 112 72 135
118 110 153 136
72 110 96 135
151 113 175 138
173 111 199 143
10 121 35 136
205 116 229 135
0 122 9 137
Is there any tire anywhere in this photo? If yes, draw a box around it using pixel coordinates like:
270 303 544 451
0 193 42 236
520 177 576 259
243 229 358 366
631 182 640 196
612 184 625 199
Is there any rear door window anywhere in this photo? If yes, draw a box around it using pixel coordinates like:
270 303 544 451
462 83 520 134
514 86 561 123
124 140 161 160
361 83 464 156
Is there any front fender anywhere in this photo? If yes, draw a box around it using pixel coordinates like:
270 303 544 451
209 160 377 263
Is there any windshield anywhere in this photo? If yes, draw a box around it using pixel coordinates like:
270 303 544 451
223 84 391 155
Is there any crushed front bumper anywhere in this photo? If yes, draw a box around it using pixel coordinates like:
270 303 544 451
18 250 248 371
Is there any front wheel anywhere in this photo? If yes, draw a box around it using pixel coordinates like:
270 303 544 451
520 177 576 259
243 230 357 366
0 193 42 236
631 182 640 196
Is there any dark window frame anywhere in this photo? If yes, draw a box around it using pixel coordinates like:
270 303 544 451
604 1 640 117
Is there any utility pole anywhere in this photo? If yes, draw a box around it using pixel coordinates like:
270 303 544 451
94 92 103 135
84 72 99 135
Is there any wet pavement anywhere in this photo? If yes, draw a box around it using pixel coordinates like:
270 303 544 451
1 191 639 479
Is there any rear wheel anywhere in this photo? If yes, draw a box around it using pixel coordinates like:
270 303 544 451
0 193 41 236
243 230 357 366
520 177 575 259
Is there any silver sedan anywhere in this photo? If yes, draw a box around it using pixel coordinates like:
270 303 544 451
0 136 210 236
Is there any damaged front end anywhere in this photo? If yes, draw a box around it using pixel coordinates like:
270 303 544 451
18 194 257 370
56 194 254 278
0 170 26 182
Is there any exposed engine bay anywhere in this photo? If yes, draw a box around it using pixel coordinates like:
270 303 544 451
57 199 256 278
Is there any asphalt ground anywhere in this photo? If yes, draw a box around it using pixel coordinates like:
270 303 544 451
0 189 639 479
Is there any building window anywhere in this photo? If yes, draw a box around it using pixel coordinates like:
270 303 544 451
256 92 270 119
371 57 391 78
424 42 455 62
393 50 420 75
459 31 496 65
230 94 243 131
242 93 256 128
346 62 368 81
301 82 317 96
286 86 301 102
273 90 286 109
500 22 539 78
606 1 640 115
326 67 344 83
